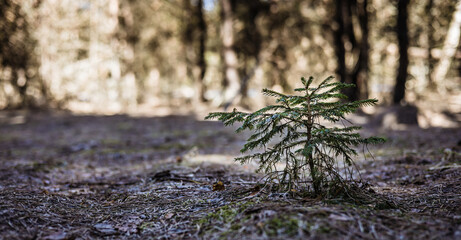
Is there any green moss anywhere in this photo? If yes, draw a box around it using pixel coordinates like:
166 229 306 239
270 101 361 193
230 223 241 230
207 205 239 223
317 225 331 233
195 201 255 235
196 217 208 226
265 215 299 237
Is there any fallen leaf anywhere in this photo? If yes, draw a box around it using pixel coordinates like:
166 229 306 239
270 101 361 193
212 181 225 191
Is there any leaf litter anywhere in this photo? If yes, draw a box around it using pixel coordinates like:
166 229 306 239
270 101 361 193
0 111 460 239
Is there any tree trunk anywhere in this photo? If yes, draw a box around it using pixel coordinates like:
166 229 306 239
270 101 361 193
240 1 263 101
458 41 461 80
181 0 207 103
183 0 195 94
196 0 207 102
334 0 347 88
342 0 355 100
426 0 435 85
431 1 461 93
221 0 240 109
334 0 369 101
118 1 138 108
354 0 369 100
393 0 409 105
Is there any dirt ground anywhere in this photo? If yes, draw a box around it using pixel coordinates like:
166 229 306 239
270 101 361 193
0 110 460 239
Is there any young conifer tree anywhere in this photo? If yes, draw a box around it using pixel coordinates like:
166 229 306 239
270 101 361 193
206 76 384 195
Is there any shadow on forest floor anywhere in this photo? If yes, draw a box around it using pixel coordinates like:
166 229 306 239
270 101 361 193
0 111 460 239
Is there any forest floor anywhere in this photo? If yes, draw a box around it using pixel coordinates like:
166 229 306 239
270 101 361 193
0 110 460 239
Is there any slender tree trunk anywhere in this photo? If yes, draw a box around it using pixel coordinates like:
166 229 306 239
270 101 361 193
343 0 356 48
240 2 262 101
183 0 195 91
458 42 461 80
431 1 461 93
306 96 319 195
355 0 369 100
393 0 409 105
182 0 207 103
196 0 207 102
334 0 369 101
118 1 138 108
221 0 240 108
342 0 356 100
426 0 434 85
334 0 347 86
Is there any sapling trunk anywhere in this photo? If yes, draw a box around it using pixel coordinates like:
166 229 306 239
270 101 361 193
305 85 320 194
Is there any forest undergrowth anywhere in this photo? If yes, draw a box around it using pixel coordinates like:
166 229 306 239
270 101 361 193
0 110 460 239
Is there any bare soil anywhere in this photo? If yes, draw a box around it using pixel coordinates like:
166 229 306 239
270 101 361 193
0 111 460 239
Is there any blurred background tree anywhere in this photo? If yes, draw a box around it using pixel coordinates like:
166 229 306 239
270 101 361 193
0 0 45 108
0 0 459 123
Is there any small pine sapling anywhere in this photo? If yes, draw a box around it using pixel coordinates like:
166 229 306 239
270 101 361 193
206 76 384 196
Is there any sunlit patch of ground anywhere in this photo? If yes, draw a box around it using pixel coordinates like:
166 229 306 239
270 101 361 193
0 111 460 239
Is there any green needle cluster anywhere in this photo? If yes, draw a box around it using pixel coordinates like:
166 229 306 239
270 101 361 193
206 76 384 195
